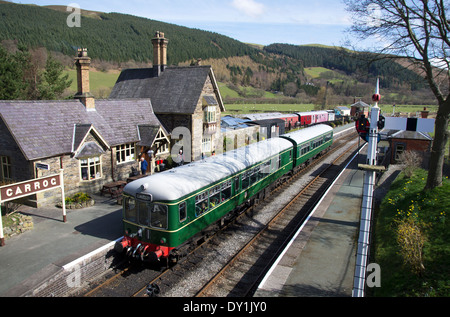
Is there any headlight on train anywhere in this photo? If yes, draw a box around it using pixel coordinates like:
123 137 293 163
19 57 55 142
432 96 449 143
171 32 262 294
160 238 166 244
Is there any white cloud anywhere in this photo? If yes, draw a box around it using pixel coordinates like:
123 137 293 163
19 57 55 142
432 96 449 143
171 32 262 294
231 0 266 18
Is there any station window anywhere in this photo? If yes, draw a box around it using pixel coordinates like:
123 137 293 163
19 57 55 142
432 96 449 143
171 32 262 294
395 144 406 162
116 143 136 164
80 156 102 181
0 156 12 182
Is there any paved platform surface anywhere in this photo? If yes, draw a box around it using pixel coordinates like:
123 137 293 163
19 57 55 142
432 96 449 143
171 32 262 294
255 149 365 297
0 194 123 296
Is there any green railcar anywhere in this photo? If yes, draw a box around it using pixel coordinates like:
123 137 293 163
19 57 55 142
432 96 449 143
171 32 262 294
115 124 333 263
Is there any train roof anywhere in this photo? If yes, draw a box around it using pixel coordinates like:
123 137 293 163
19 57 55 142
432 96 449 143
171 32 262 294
281 124 333 144
296 111 328 116
124 137 293 202
242 113 298 121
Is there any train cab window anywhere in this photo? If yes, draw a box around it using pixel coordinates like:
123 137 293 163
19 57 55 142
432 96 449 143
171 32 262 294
138 201 150 226
124 196 137 222
179 202 187 223
150 204 168 229
196 191 209 216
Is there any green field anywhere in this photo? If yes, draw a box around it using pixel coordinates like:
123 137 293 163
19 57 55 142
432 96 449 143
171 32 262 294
63 69 438 118
64 69 120 98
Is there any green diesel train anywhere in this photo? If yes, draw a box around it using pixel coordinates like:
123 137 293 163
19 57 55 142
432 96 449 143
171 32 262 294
115 124 333 264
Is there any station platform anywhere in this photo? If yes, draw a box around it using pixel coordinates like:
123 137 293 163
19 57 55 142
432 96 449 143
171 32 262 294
0 195 123 297
255 148 366 297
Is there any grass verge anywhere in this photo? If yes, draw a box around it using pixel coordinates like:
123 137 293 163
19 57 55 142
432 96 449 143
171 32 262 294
371 168 450 296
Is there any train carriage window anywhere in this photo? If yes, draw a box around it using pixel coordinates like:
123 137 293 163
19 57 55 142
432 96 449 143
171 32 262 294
242 171 251 189
261 160 271 175
196 191 209 216
270 156 281 173
234 177 240 193
210 185 221 208
250 167 258 184
222 180 232 201
124 197 137 222
179 202 187 223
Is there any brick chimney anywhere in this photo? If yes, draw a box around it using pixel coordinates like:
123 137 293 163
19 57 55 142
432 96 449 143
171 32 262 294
152 31 168 77
74 48 95 111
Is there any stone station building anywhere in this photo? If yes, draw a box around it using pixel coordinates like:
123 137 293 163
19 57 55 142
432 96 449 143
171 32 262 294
0 49 169 207
110 32 226 162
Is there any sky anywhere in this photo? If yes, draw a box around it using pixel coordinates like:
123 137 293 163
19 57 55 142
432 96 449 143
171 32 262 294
9 0 354 46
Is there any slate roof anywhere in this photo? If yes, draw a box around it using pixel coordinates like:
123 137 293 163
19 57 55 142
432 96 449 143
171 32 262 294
110 66 224 114
0 99 162 161
351 100 370 108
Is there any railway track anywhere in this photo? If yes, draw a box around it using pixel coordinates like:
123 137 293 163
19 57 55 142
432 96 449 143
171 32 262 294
195 136 360 297
80 129 359 297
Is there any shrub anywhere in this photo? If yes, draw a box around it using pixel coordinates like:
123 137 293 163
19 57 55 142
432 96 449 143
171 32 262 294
396 217 427 275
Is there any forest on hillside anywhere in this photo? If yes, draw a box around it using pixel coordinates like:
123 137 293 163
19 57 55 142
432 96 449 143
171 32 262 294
0 2 256 64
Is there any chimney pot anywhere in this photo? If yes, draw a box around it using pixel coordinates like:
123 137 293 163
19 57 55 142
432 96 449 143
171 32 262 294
152 31 168 77
74 48 95 111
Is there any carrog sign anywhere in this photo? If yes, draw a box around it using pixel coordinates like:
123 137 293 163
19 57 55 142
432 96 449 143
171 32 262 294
0 171 66 246
0 175 61 202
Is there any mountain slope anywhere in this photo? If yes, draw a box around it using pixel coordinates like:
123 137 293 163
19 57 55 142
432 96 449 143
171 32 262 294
0 1 257 64
0 1 432 105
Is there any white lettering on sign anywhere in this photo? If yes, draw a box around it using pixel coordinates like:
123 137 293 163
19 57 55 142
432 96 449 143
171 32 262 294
0 175 61 202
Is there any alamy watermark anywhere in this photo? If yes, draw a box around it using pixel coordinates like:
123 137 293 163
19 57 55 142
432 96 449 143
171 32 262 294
67 3 81 28
367 3 382 28
366 263 381 288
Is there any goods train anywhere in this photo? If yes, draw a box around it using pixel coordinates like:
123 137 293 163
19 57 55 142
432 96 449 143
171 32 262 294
242 110 336 130
115 124 334 264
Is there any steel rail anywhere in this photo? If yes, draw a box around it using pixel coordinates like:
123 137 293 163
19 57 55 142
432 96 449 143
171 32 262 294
195 138 360 297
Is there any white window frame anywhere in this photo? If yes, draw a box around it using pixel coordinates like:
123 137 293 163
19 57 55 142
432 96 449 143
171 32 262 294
202 136 212 154
80 156 102 181
204 106 217 123
154 130 170 155
116 143 136 164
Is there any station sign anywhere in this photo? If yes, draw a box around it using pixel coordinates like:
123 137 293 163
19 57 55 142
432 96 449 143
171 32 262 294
0 171 66 246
